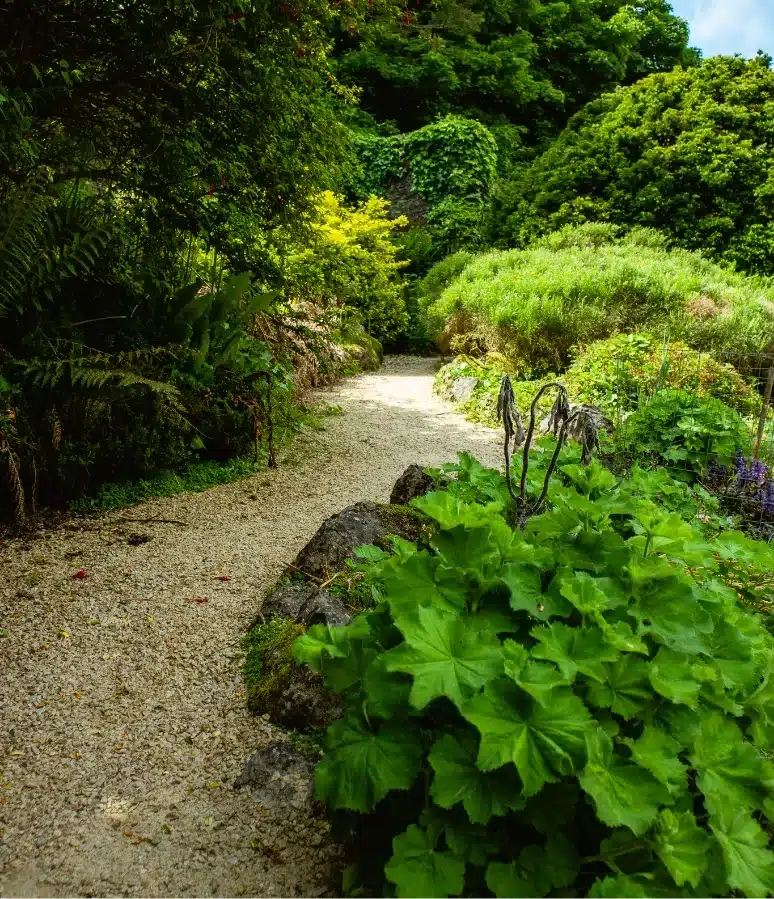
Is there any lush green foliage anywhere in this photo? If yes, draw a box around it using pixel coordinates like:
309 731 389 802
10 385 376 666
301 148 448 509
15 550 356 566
495 56 774 274
295 449 774 897
348 116 498 262
0 0 402 517
284 191 408 344
333 0 694 134
565 333 760 416
425 227 774 373
618 390 752 481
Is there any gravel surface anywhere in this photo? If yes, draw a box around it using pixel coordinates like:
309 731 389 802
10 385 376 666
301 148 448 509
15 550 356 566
0 356 501 898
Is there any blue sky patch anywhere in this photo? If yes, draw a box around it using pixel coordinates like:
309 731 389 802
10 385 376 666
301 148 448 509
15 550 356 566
671 0 774 58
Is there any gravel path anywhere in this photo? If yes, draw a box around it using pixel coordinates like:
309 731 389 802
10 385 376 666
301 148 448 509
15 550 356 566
0 356 501 898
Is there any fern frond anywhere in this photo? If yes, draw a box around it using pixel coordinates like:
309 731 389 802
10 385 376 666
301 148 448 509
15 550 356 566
0 179 110 315
23 356 183 410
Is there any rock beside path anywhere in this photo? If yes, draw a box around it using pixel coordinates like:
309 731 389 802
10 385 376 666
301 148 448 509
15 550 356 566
259 583 351 629
389 464 434 506
291 502 385 580
235 742 319 812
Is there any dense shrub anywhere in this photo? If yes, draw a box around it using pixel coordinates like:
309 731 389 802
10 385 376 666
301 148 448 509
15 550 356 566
564 333 759 416
618 390 751 480
295 450 774 898
425 227 774 373
495 56 774 275
285 191 409 345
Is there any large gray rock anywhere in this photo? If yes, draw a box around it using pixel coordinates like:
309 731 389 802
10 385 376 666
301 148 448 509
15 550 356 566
261 583 318 620
296 587 352 628
259 583 351 629
291 502 385 580
234 742 319 812
390 465 434 506
450 376 479 402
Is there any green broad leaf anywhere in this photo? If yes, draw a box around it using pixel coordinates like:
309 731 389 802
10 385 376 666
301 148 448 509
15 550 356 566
530 621 619 683
382 552 468 623
585 655 652 719
522 782 580 835
559 572 613 615
441 815 500 867
710 807 774 898
542 832 580 889
502 640 569 705
703 617 757 697
315 715 423 812
412 491 504 530
660 705 702 748
713 529 774 566
293 623 348 670
383 607 503 710
362 655 412 719
486 835 578 899
691 712 767 818
486 847 552 899
629 580 713 655
464 679 592 795
746 679 774 748
431 525 502 580
429 730 523 824
588 875 648 897
599 619 649 654
353 544 391 562
579 729 671 835
500 563 569 620
648 646 715 708
385 824 465 898
651 808 711 888
599 829 652 873
625 725 687 795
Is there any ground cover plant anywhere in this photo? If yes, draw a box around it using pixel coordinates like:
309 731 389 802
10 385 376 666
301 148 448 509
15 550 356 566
294 430 774 897
424 227 774 375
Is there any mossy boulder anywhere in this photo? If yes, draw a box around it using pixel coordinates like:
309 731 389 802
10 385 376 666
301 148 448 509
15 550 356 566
244 617 344 729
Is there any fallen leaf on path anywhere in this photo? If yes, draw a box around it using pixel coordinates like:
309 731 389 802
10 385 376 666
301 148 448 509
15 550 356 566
215 575 231 582
123 830 158 846
72 569 88 580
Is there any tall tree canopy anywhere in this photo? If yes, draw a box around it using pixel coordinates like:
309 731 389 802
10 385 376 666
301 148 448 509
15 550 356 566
333 0 696 135
492 54 774 274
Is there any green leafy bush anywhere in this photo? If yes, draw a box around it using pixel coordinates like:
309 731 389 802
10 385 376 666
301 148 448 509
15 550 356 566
425 227 774 373
285 191 409 345
295 452 774 898
495 55 774 275
618 390 751 480
564 333 759 416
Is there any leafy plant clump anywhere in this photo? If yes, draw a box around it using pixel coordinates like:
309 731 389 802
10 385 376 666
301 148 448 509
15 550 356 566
295 451 774 898
564 333 759 417
618 390 751 481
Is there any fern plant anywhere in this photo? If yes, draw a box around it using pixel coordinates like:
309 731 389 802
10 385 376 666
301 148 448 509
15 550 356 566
0 176 109 316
